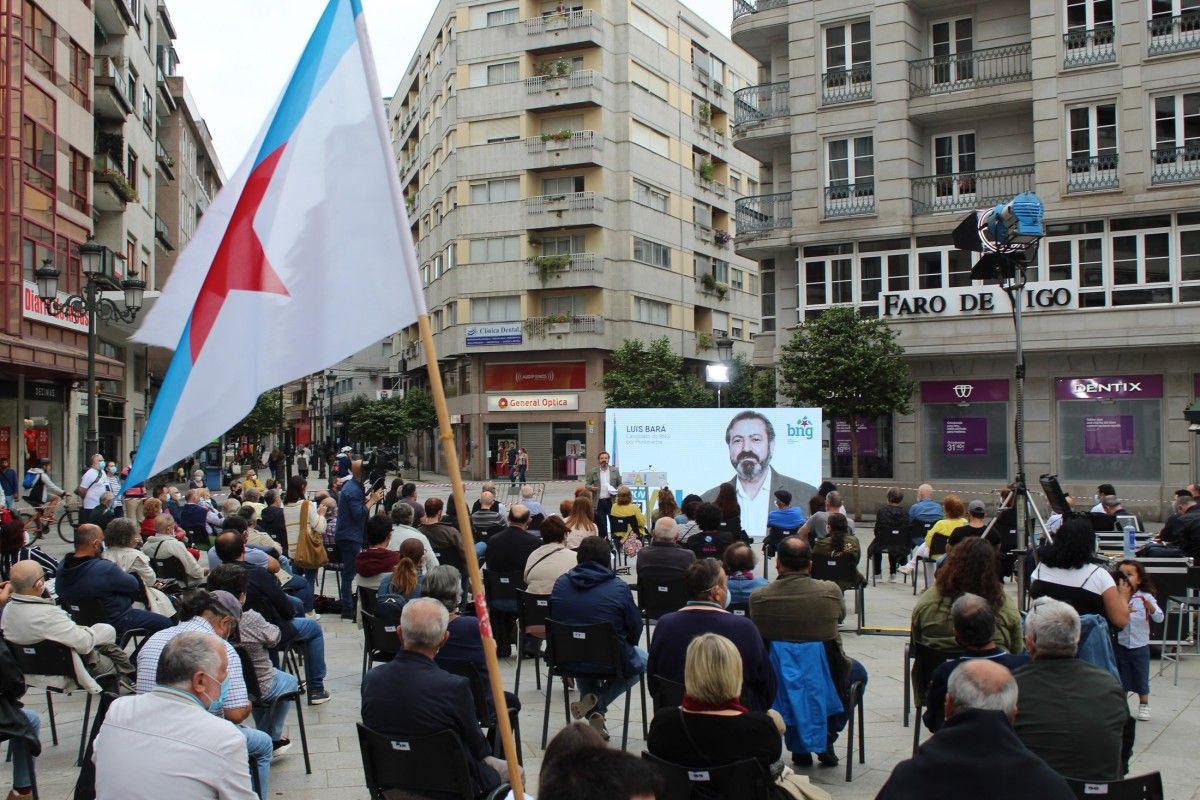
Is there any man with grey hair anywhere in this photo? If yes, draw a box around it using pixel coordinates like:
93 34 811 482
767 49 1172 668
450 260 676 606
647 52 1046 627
635 517 695 584
922 593 1029 732
388 502 439 567
361 598 510 798
1014 597 1130 781
469 490 506 539
94 631 256 798
878 659 1074 799
908 483 943 524
143 513 206 587
519 483 545 518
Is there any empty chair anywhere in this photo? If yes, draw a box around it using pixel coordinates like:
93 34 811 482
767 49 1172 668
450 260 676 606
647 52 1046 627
356 724 508 800
643 753 772 800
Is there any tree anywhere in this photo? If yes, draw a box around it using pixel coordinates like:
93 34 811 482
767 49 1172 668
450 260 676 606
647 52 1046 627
602 337 715 408
401 388 438 478
229 391 282 444
724 354 777 408
778 306 914 518
348 396 408 447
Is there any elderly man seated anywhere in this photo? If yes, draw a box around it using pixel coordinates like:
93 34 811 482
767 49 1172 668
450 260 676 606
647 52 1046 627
877 660 1075 799
94 631 257 799
1014 597 1131 781
1 559 134 689
142 512 205 587
635 518 695 584
361 597 511 799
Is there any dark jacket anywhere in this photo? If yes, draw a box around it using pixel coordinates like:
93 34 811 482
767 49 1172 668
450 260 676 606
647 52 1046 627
239 561 300 646
0 468 17 500
165 497 182 524
683 529 736 561
550 561 643 677
335 478 368 545
258 506 288 556
355 547 399 578
177 502 210 532
873 504 908 542
55 554 142 621
923 648 1030 732
484 526 541 575
361 651 499 797
877 709 1075 800
634 542 695 585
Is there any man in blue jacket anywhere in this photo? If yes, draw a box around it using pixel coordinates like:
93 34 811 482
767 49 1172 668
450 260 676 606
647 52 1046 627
55 525 174 636
335 460 383 619
0 458 16 512
549 535 644 741
908 483 943 524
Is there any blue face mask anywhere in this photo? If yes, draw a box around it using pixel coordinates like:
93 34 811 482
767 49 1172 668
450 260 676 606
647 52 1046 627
722 586 731 608
200 673 230 713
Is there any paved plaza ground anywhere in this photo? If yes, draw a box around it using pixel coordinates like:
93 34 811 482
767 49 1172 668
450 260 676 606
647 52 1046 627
20 477 1200 799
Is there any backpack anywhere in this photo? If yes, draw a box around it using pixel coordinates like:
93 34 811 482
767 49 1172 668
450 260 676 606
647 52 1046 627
21 471 35 491
24 473 43 505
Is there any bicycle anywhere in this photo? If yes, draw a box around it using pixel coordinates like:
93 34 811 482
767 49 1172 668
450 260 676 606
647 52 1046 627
19 494 77 543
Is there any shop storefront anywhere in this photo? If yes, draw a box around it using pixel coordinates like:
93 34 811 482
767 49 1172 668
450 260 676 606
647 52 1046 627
919 379 1012 483
830 416 895 479
1055 375 1162 484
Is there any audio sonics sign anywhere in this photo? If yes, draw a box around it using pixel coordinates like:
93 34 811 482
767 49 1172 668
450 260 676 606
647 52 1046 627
881 280 1076 318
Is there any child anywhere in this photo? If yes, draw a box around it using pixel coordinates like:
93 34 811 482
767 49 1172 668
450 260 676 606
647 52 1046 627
1115 559 1164 721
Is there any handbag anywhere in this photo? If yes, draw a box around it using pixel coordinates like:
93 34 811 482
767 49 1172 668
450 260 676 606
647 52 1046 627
292 500 329 570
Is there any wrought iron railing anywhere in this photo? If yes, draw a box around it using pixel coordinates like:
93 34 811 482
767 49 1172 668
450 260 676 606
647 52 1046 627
824 183 875 218
732 0 788 21
1066 153 1120 192
1150 145 1200 185
909 43 1032 97
912 165 1036 215
733 81 789 127
1147 12 1200 55
735 191 791 232
522 10 598 35
1063 27 1116 68
821 65 872 105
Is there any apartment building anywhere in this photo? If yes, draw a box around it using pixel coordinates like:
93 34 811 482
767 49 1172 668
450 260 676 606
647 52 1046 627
732 0 1200 516
386 0 763 481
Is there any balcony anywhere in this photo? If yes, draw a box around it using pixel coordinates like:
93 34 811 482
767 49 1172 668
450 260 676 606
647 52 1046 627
731 0 789 63
912 165 1036 216
521 10 602 53
909 43 1031 97
735 191 791 233
524 69 601 111
824 183 875 218
1148 12 1200 56
1150 145 1200 185
524 191 603 228
1066 153 1119 193
155 140 175 180
524 130 600 170
523 314 605 345
156 67 176 117
94 57 133 121
527 253 601 279
732 0 788 19
733 81 789 126
1063 27 1116 68
93 154 136 211
695 173 728 198
95 0 135 36
693 118 728 149
154 215 174 251
821 66 872 106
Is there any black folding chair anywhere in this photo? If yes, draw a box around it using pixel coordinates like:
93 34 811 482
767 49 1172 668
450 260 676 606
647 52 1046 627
636 577 688 643
727 601 749 618
903 639 964 752
357 586 378 617
643 752 772 800
540 619 648 751
439 659 522 765
356 724 504 800
60 596 147 651
7 639 109 767
648 674 684 712
908 519 933 594
869 525 910 586
149 556 189 589
1065 771 1163 800
810 553 865 631
608 515 643 574
184 524 210 550
916 532 948 595
1159 565 1200 686
233 645 311 774
762 526 798 581
360 608 401 677
514 590 550 694
318 543 342 596
483 569 525 652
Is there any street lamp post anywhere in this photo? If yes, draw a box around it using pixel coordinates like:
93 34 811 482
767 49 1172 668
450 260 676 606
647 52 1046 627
324 372 334 464
705 336 735 408
34 241 145 462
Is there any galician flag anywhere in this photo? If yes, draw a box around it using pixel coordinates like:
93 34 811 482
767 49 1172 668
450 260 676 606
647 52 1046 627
125 0 422 487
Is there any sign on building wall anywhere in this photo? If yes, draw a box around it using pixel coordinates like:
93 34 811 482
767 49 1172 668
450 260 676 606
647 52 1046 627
486 394 579 411
484 362 586 392
943 417 988 455
832 418 878 457
1054 375 1164 401
22 282 88 332
465 323 523 346
920 379 1011 403
1084 415 1134 455
881 280 1076 318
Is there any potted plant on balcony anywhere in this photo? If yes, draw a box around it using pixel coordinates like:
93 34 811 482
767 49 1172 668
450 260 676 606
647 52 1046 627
545 312 572 335
698 158 716 183
700 272 729 300
698 101 712 126
96 167 138 203
713 229 732 247
530 254 572 282
523 317 547 339
697 332 715 352
540 129 574 149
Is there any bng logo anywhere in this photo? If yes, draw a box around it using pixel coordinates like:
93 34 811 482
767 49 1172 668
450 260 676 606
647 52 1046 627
787 417 815 440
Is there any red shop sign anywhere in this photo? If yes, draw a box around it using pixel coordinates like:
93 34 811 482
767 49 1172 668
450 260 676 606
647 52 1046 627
484 362 586 392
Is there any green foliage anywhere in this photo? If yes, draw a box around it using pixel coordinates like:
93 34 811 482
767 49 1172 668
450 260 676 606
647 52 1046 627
230 391 282 442
724 354 777 408
348 396 408 446
778 306 914 514
602 337 715 408
698 158 715 182
401 388 438 434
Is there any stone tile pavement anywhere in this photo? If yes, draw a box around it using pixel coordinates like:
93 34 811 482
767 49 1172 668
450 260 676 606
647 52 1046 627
19 478 1200 798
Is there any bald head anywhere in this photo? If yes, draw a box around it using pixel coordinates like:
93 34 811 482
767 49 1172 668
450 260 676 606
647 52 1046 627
946 659 1018 721
479 490 495 509
652 517 679 543
917 484 933 500
9 560 45 594
508 503 530 527
73 524 104 556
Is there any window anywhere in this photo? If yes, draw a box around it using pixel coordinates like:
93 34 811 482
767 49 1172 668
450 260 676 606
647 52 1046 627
802 244 854 306
1066 0 1114 32
630 61 667 99
142 85 153 122
933 132 977 199
432 309 443 332
1056 376 1161 482
542 175 583 195
486 61 519 85
1064 0 1115 61
69 41 90 104
446 301 458 327
23 1 54 77
713 259 729 283
824 20 871 80
1151 92 1200 183
731 269 744 290
828 136 874 189
432 254 443 279
631 4 668 46
694 202 713 228
633 237 671 268
761 264 775 331
634 296 670 325
69 149 88 211
471 295 520 322
486 7 518 26
543 295 584 316
540 234 585 255
711 310 728 337
634 180 668 212
469 236 520 262
931 18 973 85
1068 103 1118 189
731 319 743 339
631 120 669 157
1111 230 1171 304
444 243 456 271
21 118 54 194
469 178 519 203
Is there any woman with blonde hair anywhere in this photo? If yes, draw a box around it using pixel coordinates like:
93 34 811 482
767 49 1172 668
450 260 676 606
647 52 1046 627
565 494 598 549
610 485 647 535
900 494 968 576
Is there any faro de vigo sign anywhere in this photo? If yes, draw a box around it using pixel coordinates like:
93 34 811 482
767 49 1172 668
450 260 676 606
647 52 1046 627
881 280 1075 318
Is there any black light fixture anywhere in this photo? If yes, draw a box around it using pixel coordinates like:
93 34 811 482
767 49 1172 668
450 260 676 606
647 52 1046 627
34 258 60 303
78 238 108 279
715 335 735 363
121 271 146 312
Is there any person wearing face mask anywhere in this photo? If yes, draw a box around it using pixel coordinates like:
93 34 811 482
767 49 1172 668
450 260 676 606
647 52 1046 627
94 631 257 799
102 460 125 519
134 589 274 798
75 454 107 526
646 558 775 713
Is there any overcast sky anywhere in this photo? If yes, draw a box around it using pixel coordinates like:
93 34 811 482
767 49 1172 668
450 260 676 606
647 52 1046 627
168 0 733 173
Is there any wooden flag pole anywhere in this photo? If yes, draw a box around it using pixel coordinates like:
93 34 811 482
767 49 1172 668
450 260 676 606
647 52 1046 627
417 313 524 797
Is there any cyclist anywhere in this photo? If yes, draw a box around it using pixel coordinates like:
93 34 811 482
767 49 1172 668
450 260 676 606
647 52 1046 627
23 458 64 534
